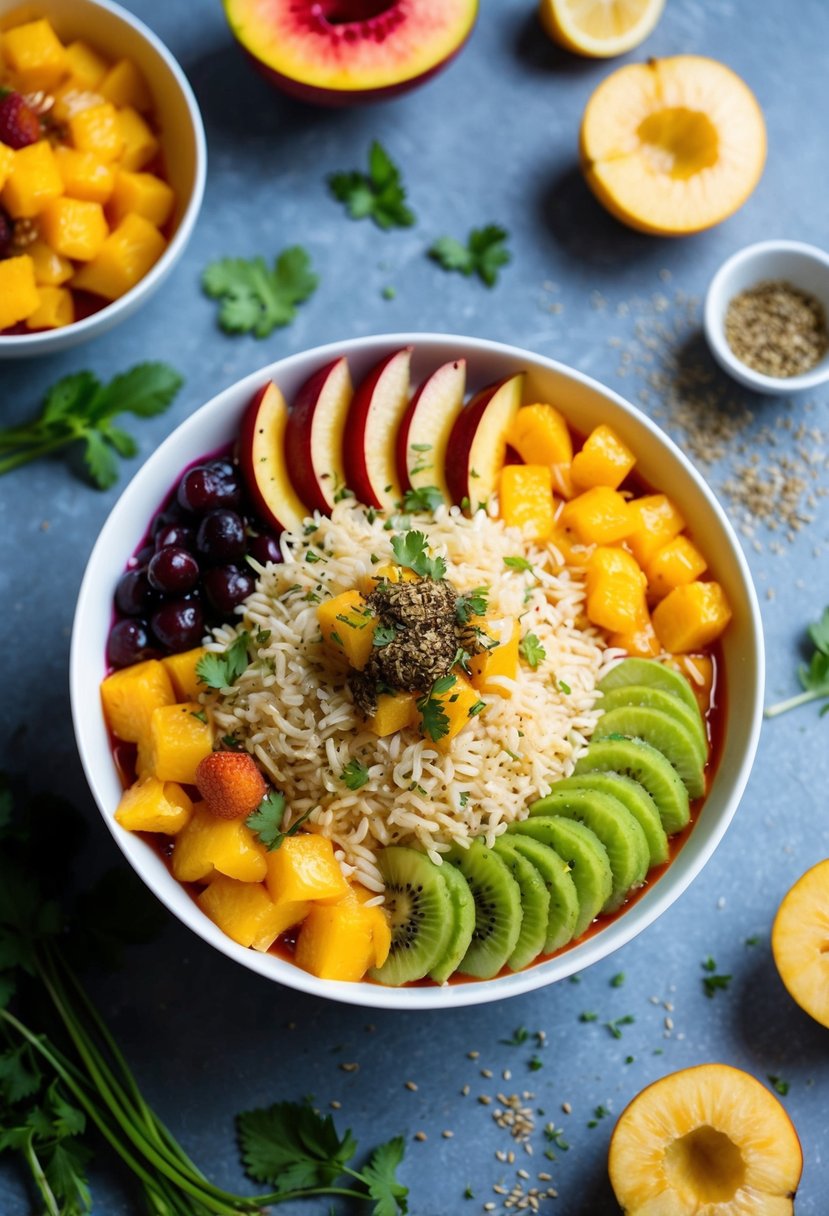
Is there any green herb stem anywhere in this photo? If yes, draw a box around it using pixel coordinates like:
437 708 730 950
22 1132 61 1216
764 688 823 718
0 434 75 474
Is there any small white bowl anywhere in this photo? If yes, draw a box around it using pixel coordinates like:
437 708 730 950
0 0 206 358
704 239 829 395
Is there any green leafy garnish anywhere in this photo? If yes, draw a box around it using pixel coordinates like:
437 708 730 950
329 141 415 230
0 364 183 489
401 485 443 514
579 1011 598 1023
701 956 732 998
500 1026 529 1046
202 246 318 337
417 674 456 742
605 1015 635 1040
390 530 447 580
455 586 490 624
428 224 511 287
342 759 371 790
768 1075 790 1096
246 790 313 851
373 623 397 649
503 556 534 573
558 679 572 695
610 972 625 987
467 700 486 718
587 1105 610 1129
528 1055 543 1072
766 607 829 718
519 633 546 669
196 631 252 690
543 1124 569 1152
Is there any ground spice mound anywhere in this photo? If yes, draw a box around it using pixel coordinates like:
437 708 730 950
724 280 828 378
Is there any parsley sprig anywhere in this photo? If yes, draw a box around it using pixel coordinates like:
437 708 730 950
196 631 252 690
701 956 732 998
519 633 546 669
246 790 313 851
390 530 447 580
202 246 318 337
401 485 444 514
766 607 829 718
0 364 183 488
455 586 490 624
329 141 416 230
417 674 456 742
428 225 511 287
342 759 371 790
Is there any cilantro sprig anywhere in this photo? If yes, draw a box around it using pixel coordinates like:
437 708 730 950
246 790 313 851
0 364 183 489
766 607 829 718
401 485 444 514
417 674 456 742
390 530 447 580
329 141 416 230
342 759 371 790
701 956 732 998
202 246 318 337
519 633 546 669
196 631 252 690
455 586 490 624
428 225 511 287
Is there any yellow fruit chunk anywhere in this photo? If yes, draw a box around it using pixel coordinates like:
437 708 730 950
147 702 213 784
28 239 73 286
24 285 73 330
646 534 708 600
669 654 714 713
0 146 14 192
99 59 152 112
161 647 210 701
295 899 385 982
198 876 307 950
100 659 175 744
423 673 482 749
609 1063 802 1215
540 0 664 58
358 562 418 596
586 546 648 632
469 619 519 697
772 859 829 1030
109 169 174 227
559 486 633 545
69 102 124 162
626 493 685 566
0 256 40 329
2 142 64 218
64 40 109 89
549 522 592 567
53 84 106 123
317 589 376 670
40 196 108 261
550 461 575 501
2 19 67 91
608 617 661 658
55 147 115 204
265 833 348 905
571 424 635 491
508 403 573 465
172 804 267 884
115 777 193 835
72 213 166 301
116 106 159 171
368 691 417 737
499 464 554 541
581 56 766 235
652 580 732 653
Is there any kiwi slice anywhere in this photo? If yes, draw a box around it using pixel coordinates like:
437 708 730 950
370 846 453 986
446 840 523 980
553 773 669 867
529 789 649 913
599 657 700 716
599 683 707 759
509 816 611 938
500 835 579 953
574 737 690 835
592 706 705 798
490 837 550 971
429 860 476 985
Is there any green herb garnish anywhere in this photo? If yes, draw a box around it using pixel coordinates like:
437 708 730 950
605 1015 635 1040
768 1075 790 1096
579 1011 598 1023
701 956 732 998
401 485 443 514
417 674 456 742
455 586 490 624
519 633 546 669
587 1105 610 1129
500 1027 529 1046
196 631 252 690
246 791 313 852
543 1124 569 1151
503 556 534 573
342 760 371 790
390 530 447 580
372 623 397 649
528 1056 543 1072
766 607 829 718
428 224 511 287
202 247 318 337
329 141 415 230
610 972 625 987
467 700 486 718
558 679 572 695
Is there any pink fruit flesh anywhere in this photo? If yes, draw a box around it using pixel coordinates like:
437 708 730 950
285 356 353 513
239 381 311 534
444 374 525 509
396 358 466 497
343 347 411 510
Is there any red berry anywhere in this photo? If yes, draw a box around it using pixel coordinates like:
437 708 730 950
195 751 268 820
0 90 41 149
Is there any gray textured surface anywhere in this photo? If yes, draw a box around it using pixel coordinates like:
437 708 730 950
2 0 829 1211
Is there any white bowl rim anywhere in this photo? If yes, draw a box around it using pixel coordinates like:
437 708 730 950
704 238 829 393
71 331 765 1010
0 0 207 353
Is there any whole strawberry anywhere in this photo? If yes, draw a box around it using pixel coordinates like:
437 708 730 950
0 89 41 149
195 750 268 820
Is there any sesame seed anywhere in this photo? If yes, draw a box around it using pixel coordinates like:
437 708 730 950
405 1080 418 1091
442 1130 454 1139
467 1050 480 1059
329 1100 341 1110
561 1102 571 1115
478 1095 492 1106
461 1084 471 1096
503 1069 512 1081
481 1068 493 1078
414 1131 427 1142
340 1062 359 1072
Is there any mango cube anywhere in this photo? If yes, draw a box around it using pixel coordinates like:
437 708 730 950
99 59 152 112
652 581 732 653
69 102 124 162
172 804 267 884
108 169 174 227
367 691 417 737
424 673 483 749
115 777 193 835
0 255 40 329
116 106 159 171
358 562 418 596
295 900 385 982
646 534 708 600
626 494 686 566
0 146 14 192
669 654 715 714
55 147 115 204
549 522 592 567
2 19 67 91
571 424 636 491
40 196 108 261
469 619 519 697
586 546 648 632
147 702 213 784
53 84 106 123
71 212 166 300
100 658 175 744
499 464 554 541
317 590 376 670
608 618 662 658
265 833 348 905
24 285 74 330
198 876 308 950
559 486 634 546
2 142 64 218
64 40 108 89
28 239 73 285
161 647 210 701
509 403 573 465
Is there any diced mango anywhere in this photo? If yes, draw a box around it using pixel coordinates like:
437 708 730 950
100 658 175 744
499 464 554 542
198 876 307 950
69 102 124 162
24 285 73 330
0 256 40 329
294 900 383 982
172 804 267 884
626 494 685 566
423 673 483 749
64 40 109 89
55 146 115 204
108 169 174 227
40 196 108 261
0 146 14 192
71 213 166 300
28 239 73 285
2 142 63 218
264 833 348 905
99 59 152 112
358 562 418 595
115 777 193 835
116 106 159 171
652 581 732 653
368 691 417 737
669 654 715 714
571 424 635 491
586 546 648 633
317 590 376 670
161 647 210 701
509 403 573 465
469 618 519 697
549 522 593 567
608 618 662 658
147 702 213 784
550 461 576 500
52 84 106 123
646 534 708 600
559 486 634 545
2 19 67 91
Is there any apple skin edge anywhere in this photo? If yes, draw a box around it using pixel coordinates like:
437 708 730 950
343 346 412 510
444 375 521 507
239 380 309 535
284 356 350 514
395 358 466 494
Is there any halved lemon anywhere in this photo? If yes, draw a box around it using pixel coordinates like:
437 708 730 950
539 0 665 58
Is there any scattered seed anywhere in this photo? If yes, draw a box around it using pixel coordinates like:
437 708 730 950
442 1130 454 1139
340 1062 359 1072
329 1100 341 1110
405 1080 418 1091
414 1131 427 1142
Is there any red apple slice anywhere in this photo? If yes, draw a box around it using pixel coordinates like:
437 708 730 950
284 356 353 514
240 381 311 535
445 373 525 509
344 346 412 511
396 358 466 500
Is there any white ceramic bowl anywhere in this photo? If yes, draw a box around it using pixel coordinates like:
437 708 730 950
704 239 829 395
71 334 765 1009
0 0 206 358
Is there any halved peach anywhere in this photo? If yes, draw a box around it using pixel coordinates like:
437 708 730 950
772 858 829 1029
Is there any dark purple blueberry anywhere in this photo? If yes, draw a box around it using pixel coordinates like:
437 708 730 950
132 543 155 566
147 547 199 595
115 567 155 616
155 522 195 551
177 463 242 514
151 600 204 653
248 533 282 565
196 509 246 563
203 565 255 616
107 618 157 668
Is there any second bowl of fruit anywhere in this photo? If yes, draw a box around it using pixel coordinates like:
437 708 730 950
72 333 764 1009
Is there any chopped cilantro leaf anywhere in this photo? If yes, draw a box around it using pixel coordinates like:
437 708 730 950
417 675 456 742
504 556 534 573
500 1027 529 1046
528 1055 543 1071
455 585 490 624
519 633 546 669
610 972 625 987
701 957 732 998
401 485 443 514
196 632 251 690
768 1075 790 1096
373 623 397 648
246 792 312 852
579 1011 598 1023
341 760 370 790
428 224 511 288
328 140 415 230
390 530 446 580
202 248 318 337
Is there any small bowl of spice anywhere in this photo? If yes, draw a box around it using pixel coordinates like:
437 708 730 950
704 239 829 394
